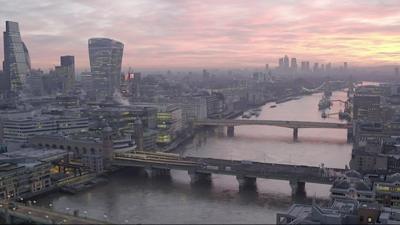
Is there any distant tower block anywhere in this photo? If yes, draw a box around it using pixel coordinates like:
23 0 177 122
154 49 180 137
102 126 114 168
134 119 144 151
395 67 399 78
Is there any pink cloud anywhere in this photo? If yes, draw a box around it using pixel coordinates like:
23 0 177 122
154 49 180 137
0 0 399 70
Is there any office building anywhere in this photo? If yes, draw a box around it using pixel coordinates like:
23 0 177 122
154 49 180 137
88 38 124 98
3 21 31 94
283 55 289 69
0 115 89 143
290 58 297 71
55 55 75 94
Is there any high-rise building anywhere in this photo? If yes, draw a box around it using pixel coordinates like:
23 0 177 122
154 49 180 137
305 61 310 71
55 55 75 94
130 72 141 100
395 67 399 77
278 58 284 69
88 38 124 97
326 63 332 72
283 55 289 69
344 62 348 70
290 58 297 71
3 21 31 94
313 63 319 73
300 61 307 72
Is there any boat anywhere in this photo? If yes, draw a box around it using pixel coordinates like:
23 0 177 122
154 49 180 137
270 105 277 108
318 97 331 110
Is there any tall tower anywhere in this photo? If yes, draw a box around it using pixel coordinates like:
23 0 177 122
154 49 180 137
290 58 297 71
57 55 75 94
283 55 289 69
134 119 144 152
88 38 124 98
102 126 114 169
3 21 31 95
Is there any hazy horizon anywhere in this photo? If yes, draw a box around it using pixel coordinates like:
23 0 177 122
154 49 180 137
1 0 399 70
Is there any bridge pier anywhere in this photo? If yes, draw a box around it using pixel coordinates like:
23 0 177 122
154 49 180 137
227 126 235 137
188 170 212 184
144 167 171 178
236 175 257 190
289 180 306 195
216 126 225 137
293 128 298 141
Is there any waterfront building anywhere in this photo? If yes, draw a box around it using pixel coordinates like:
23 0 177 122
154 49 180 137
29 130 134 173
156 104 183 144
88 38 124 98
0 115 89 143
277 199 399 224
330 170 375 203
180 95 208 125
0 161 52 200
206 92 225 118
3 21 31 94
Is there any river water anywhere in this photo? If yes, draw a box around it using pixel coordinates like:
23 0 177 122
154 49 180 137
37 91 351 224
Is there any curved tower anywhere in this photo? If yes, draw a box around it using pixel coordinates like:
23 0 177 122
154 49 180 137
88 38 124 98
3 21 31 94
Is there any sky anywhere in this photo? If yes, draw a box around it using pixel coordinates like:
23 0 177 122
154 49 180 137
0 0 399 70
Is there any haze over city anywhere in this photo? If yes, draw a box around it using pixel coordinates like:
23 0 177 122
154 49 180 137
1 0 399 70
1 0 400 224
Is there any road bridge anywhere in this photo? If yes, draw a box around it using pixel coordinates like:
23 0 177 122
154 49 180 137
0 201 109 224
111 152 345 195
192 119 352 141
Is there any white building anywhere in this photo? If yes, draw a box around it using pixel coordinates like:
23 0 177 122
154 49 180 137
0 115 88 143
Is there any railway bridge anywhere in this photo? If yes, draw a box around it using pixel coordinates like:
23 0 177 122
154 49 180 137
111 152 346 195
192 119 352 141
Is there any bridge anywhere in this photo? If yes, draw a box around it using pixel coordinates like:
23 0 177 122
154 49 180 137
0 201 108 224
192 119 352 141
111 152 346 195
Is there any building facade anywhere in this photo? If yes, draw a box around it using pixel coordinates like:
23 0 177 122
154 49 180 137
88 38 124 98
3 21 31 94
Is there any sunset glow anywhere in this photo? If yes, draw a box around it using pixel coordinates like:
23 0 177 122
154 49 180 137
1 0 399 69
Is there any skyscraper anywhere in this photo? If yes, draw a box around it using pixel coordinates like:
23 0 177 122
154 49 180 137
55 55 75 94
395 67 399 78
88 38 124 97
278 58 284 69
283 55 289 69
3 21 31 94
313 63 319 73
290 58 297 71
344 62 348 70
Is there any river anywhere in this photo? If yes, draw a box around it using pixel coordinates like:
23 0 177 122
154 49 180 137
37 90 351 224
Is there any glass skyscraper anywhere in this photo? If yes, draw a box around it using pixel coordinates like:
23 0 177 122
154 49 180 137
3 21 31 94
88 38 124 98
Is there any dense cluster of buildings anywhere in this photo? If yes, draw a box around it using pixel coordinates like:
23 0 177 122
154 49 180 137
276 54 349 76
278 82 400 224
1 20 329 203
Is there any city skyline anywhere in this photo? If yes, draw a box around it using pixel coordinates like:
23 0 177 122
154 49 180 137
0 0 399 70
